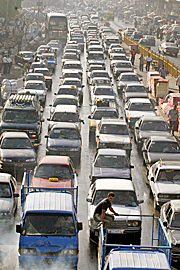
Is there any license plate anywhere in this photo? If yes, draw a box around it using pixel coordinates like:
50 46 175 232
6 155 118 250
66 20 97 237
49 178 58 182
108 229 124 234
43 258 53 263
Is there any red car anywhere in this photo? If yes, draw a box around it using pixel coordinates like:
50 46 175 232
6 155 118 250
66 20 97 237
31 156 77 189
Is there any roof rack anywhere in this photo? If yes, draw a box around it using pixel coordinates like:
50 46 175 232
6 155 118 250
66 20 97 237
8 93 38 107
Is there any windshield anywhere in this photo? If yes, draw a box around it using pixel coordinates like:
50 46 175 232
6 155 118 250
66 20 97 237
93 190 137 206
93 79 111 86
64 54 78 60
116 62 132 68
23 213 76 236
157 169 180 182
129 102 153 111
25 82 44 90
141 121 168 131
63 64 81 69
121 75 139 82
50 128 79 139
53 98 77 106
112 55 126 60
26 75 44 81
93 110 118 120
34 164 71 179
126 86 146 92
171 213 180 228
63 81 81 87
100 124 129 135
95 88 114 96
2 110 37 123
92 73 109 78
35 70 51 76
1 138 32 149
149 142 180 153
51 112 79 122
95 155 128 168
0 182 11 198
58 89 78 96
89 66 104 72
88 53 104 60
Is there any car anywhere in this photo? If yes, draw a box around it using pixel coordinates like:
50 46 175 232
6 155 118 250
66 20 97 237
56 85 79 99
108 44 123 57
142 135 180 169
47 104 84 132
158 42 179 57
90 148 133 183
113 61 133 79
47 40 60 56
31 155 77 189
64 43 81 55
60 78 84 104
62 61 83 78
123 27 136 36
134 116 170 150
45 123 81 162
88 70 111 85
88 45 104 53
61 52 79 66
49 95 79 116
148 160 180 209
122 83 148 103
117 73 142 93
89 78 112 94
144 35 155 46
86 64 106 78
25 73 45 84
110 53 128 70
0 132 36 175
63 48 80 60
90 86 115 103
60 69 82 83
40 53 56 72
14 51 34 66
96 118 132 158
29 61 47 73
23 80 47 107
125 98 156 129
34 68 53 90
160 199 180 261
86 178 143 243
138 38 151 49
131 31 143 41
87 51 106 67
0 172 19 225
88 107 120 139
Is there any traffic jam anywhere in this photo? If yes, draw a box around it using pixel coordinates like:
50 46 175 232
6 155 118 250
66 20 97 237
0 7 180 270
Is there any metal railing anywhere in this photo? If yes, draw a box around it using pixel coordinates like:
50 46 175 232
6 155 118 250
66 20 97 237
124 35 180 78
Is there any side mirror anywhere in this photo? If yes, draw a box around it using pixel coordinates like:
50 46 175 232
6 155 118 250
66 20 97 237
77 222 83 231
89 175 91 179
86 198 92 203
47 118 50 121
49 104 52 107
151 177 154 182
163 221 168 227
41 118 44 122
135 126 139 129
130 165 134 168
142 149 147 153
44 135 48 138
140 79 143 82
82 85 85 88
54 93 57 95
14 193 19 198
88 115 91 119
137 199 144 204
16 224 22 234
81 119 85 124
89 103 92 106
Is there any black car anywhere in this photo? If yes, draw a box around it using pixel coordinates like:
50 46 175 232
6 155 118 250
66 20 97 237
0 132 36 175
90 148 133 184
45 123 81 162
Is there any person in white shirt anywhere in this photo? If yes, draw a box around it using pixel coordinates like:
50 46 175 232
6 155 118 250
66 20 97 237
2 55 8 74
7 56 12 74
145 53 152 72
176 75 180 93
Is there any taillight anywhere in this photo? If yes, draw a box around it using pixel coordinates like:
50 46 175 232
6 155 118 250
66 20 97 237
138 221 141 227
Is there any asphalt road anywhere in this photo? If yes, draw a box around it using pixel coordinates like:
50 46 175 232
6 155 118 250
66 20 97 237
0 41 179 270
110 19 180 69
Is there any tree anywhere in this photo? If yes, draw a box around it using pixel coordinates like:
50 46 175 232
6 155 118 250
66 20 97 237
0 0 22 21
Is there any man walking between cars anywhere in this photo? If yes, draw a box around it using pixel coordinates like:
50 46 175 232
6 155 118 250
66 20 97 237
93 192 119 232
159 64 167 78
168 104 179 136
145 53 152 72
139 54 145 72
131 49 136 66
176 74 180 93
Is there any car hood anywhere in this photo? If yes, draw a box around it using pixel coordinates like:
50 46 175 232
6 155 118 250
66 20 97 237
1 149 35 159
100 134 130 144
140 130 170 139
148 153 180 163
156 181 180 194
93 167 131 179
48 138 80 148
0 198 12 213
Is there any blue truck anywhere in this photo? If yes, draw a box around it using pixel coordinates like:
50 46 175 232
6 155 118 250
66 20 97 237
98 215 172 270
16 171 82 269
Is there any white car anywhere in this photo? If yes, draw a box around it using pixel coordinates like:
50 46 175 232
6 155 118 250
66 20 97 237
23 80 47 106
86 178 143 243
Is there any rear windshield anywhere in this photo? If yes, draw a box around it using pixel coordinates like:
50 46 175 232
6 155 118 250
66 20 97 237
50 128 79 139
34 164 71 179
2 110 37 123
51 112 79 122
23 213 76 236
0 182 11 198
53 98 77 106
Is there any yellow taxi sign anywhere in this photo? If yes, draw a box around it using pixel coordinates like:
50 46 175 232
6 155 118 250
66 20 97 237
49 178 58 182
119 28 123 32
71 85 75 88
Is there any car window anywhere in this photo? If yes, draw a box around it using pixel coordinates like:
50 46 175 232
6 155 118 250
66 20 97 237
95 155 128 168
34 164 71 179
121 75 139 82
1 138 32 149
130 102 153 111
100 124 128 135
50 128 79 139
53 98 77 106
51 112 79 122
93 110 118 120
167 208 173 223
2 110 37 124
157 169 180 181
25 82 44 90
0 182 12 198
149 142 180 153
141 121 168 131
171 212 180 228
94 88 114 96
126 86 146 93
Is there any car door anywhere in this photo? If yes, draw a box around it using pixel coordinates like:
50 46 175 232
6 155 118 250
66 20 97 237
143 139 151 164
149 166 159 198
10 177 17 214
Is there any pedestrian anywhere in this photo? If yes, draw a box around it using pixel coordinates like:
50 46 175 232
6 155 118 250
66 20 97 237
166 33 170 42
157 27 160 39
5 27 10 39
139 54 145 71
159 64 167 78
131 49 136 66
176 74 180 93
2 55 8 74
93 192 119 233
7 55 12 74
168 104 179 136
0 53 2 72
160 30 163 41
145 53 152 71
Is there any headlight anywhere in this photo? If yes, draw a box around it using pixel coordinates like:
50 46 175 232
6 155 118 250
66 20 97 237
26 158 35 162
49 147 57 150
127 221 141 227
158 194 169 198
60 249 78 256
0 212 10 216
3 158 12 162
69 148 79 151
19 248 37 255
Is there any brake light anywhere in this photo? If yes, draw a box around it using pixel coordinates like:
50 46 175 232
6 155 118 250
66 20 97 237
138 221 141 227
129 135 132 144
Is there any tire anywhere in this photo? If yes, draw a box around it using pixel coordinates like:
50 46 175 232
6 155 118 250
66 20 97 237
175 53 178 58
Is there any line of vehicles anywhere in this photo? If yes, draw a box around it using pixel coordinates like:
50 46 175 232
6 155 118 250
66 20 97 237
0 6 180 269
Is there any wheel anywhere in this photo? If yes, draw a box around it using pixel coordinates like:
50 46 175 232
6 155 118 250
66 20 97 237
175 53 178 57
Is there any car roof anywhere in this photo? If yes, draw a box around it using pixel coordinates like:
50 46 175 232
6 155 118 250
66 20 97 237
54 104 77 113
139 115 166 121
24 192 74 212
148 135 177 142
34 68 49 71
95 179 134 191
26 73 44 77
126 83 144 87
64 60 81 64
59 85 78 89
25 80 44 84
50 122 78 129
97 148 126 156
129 98 151 103
0 173 12 183
1 132 29 138
55 95 78 100
121 72 138 76
38 155 70 165
63 78 81 82
100 118 126 124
